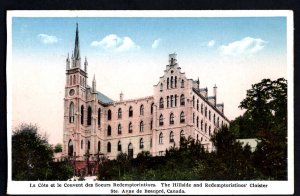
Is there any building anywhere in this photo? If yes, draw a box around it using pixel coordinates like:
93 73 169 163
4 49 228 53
62 24 230 175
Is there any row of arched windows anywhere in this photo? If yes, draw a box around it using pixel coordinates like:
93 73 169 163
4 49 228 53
159 94 185 109
69 102 101 126
107 121 148 136
159 130 185 144
107 142 134 157
160 78 185 91
159 112 185 126
69 74 86 86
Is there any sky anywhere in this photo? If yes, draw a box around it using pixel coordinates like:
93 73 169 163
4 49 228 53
9 14 288 145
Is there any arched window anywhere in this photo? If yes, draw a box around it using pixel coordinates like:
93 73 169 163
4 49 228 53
175 76 177 88
181 79 184 88
73 75 76 85
170 95 174 107
159 114 164 126
80 77 82 86
197 100 199 111
98 141 101 152
169 131 174 143
87 106 92 125
68 139 73 156
140 104 144 116
107 125 111 136
171 76 173 88
129 106 133 117
70 75 72 85
128 122 133 133
201 120 203 130
118 141 122 151
180 111 185 123
98 108 101 126
81 105 84 125
197 134 199 141
140 121 144 132
180 94 185 106
167 96 169 107
193 113 195 123
81 140 83 149
197 116 199 127
159 97 164 108
160 83 163 91
201 103 203 114
174 94 177 106
209 110 211 121
151 103 154 114
159 133 163 144
205 123 207 133
69 102 75 123
87 140 90 150
140 138 144 149
170 113 174 124
193 96 195 108
118 124 122 134
167 78 169 89
180 130 185 140
128 143 133 158
107 109 112 120
118 108 122 119
107 142 111 153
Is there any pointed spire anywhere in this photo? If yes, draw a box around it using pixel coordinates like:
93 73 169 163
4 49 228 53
66 53 70 70
92 74 96 93
84 56 88 72
74 23 80 60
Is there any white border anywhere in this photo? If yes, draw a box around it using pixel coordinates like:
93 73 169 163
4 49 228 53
6 10 294 195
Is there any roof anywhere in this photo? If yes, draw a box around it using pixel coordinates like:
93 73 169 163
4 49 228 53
97 91 114 104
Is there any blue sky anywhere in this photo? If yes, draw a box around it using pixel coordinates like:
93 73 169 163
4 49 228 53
10 16 288 144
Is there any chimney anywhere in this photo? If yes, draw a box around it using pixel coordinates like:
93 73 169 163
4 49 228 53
213 84 217 106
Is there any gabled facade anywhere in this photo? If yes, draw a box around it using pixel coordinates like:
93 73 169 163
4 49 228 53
62 25 229 174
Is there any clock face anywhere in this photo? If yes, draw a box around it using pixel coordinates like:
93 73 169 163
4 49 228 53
69 89 75 96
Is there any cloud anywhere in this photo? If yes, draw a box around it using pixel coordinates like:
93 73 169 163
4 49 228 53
91 34 140 52
219 37 266 57
207 40 215 47
151 39 161 49
38 34 58 44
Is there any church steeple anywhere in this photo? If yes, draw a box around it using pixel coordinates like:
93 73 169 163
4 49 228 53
73 23 81 68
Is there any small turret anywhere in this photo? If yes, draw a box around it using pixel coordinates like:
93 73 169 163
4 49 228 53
92 74 96 93
213 84 217 106
66 53 70 70
84 57 88 72
120 91 124 102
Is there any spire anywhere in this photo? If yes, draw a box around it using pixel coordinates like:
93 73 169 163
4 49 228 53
92 74 96 93
84 56 88 72
74 23 80 60
66 53 70 70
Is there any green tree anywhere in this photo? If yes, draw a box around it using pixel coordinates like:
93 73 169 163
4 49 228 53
12 124 53 180
54 143 62 153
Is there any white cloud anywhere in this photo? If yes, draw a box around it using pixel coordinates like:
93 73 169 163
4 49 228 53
219 37 266 57
151 39 161 49
38 34 58 44
207 40 215 47
91 34 140 52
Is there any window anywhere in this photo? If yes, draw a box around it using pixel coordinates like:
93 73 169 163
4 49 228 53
107 125 111 136
87 141 90 150
151 103 154 114
107 109 112 120
169 131 174 143
129 106 133 117
159 97 164 109
209 110 211 121
140 104 144 116
209 126 211 136
201 120 203 130
68 139 73 156
197 116 199 127
167 96 169 107
140 121 144 132
159 133 163 144
170 113 174 124
140 138 144 149
87 106 92 125
197 100 199 111
201 103 203 114
167 78 169 89
98 108 101 126
205 107 207 117
159 151 164 156
193 113 195 123
81 140 83 149
217 117 220 127
170 95 174 107
175 76 177 88
180 94 185 106
160 83 163 91
118 124 122 134
171 76 173 88
128 143 133 158
193 96 195 108
81 105 84 125
159 114 164 126
73 75 76 85
181 79 184 88
150 120 153 130
180 130 185 141
107 142 111 153
118 108 122 119
174 95 177 106
180 112 185 123
98 141 101 152
69 102 75 123
128 122 133 133
205 123 207 133
70 75 72 85
118 141 122 151
197 134 199 142
213 114 216 125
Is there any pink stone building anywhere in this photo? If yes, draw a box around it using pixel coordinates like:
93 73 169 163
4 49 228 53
62 25 230 170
